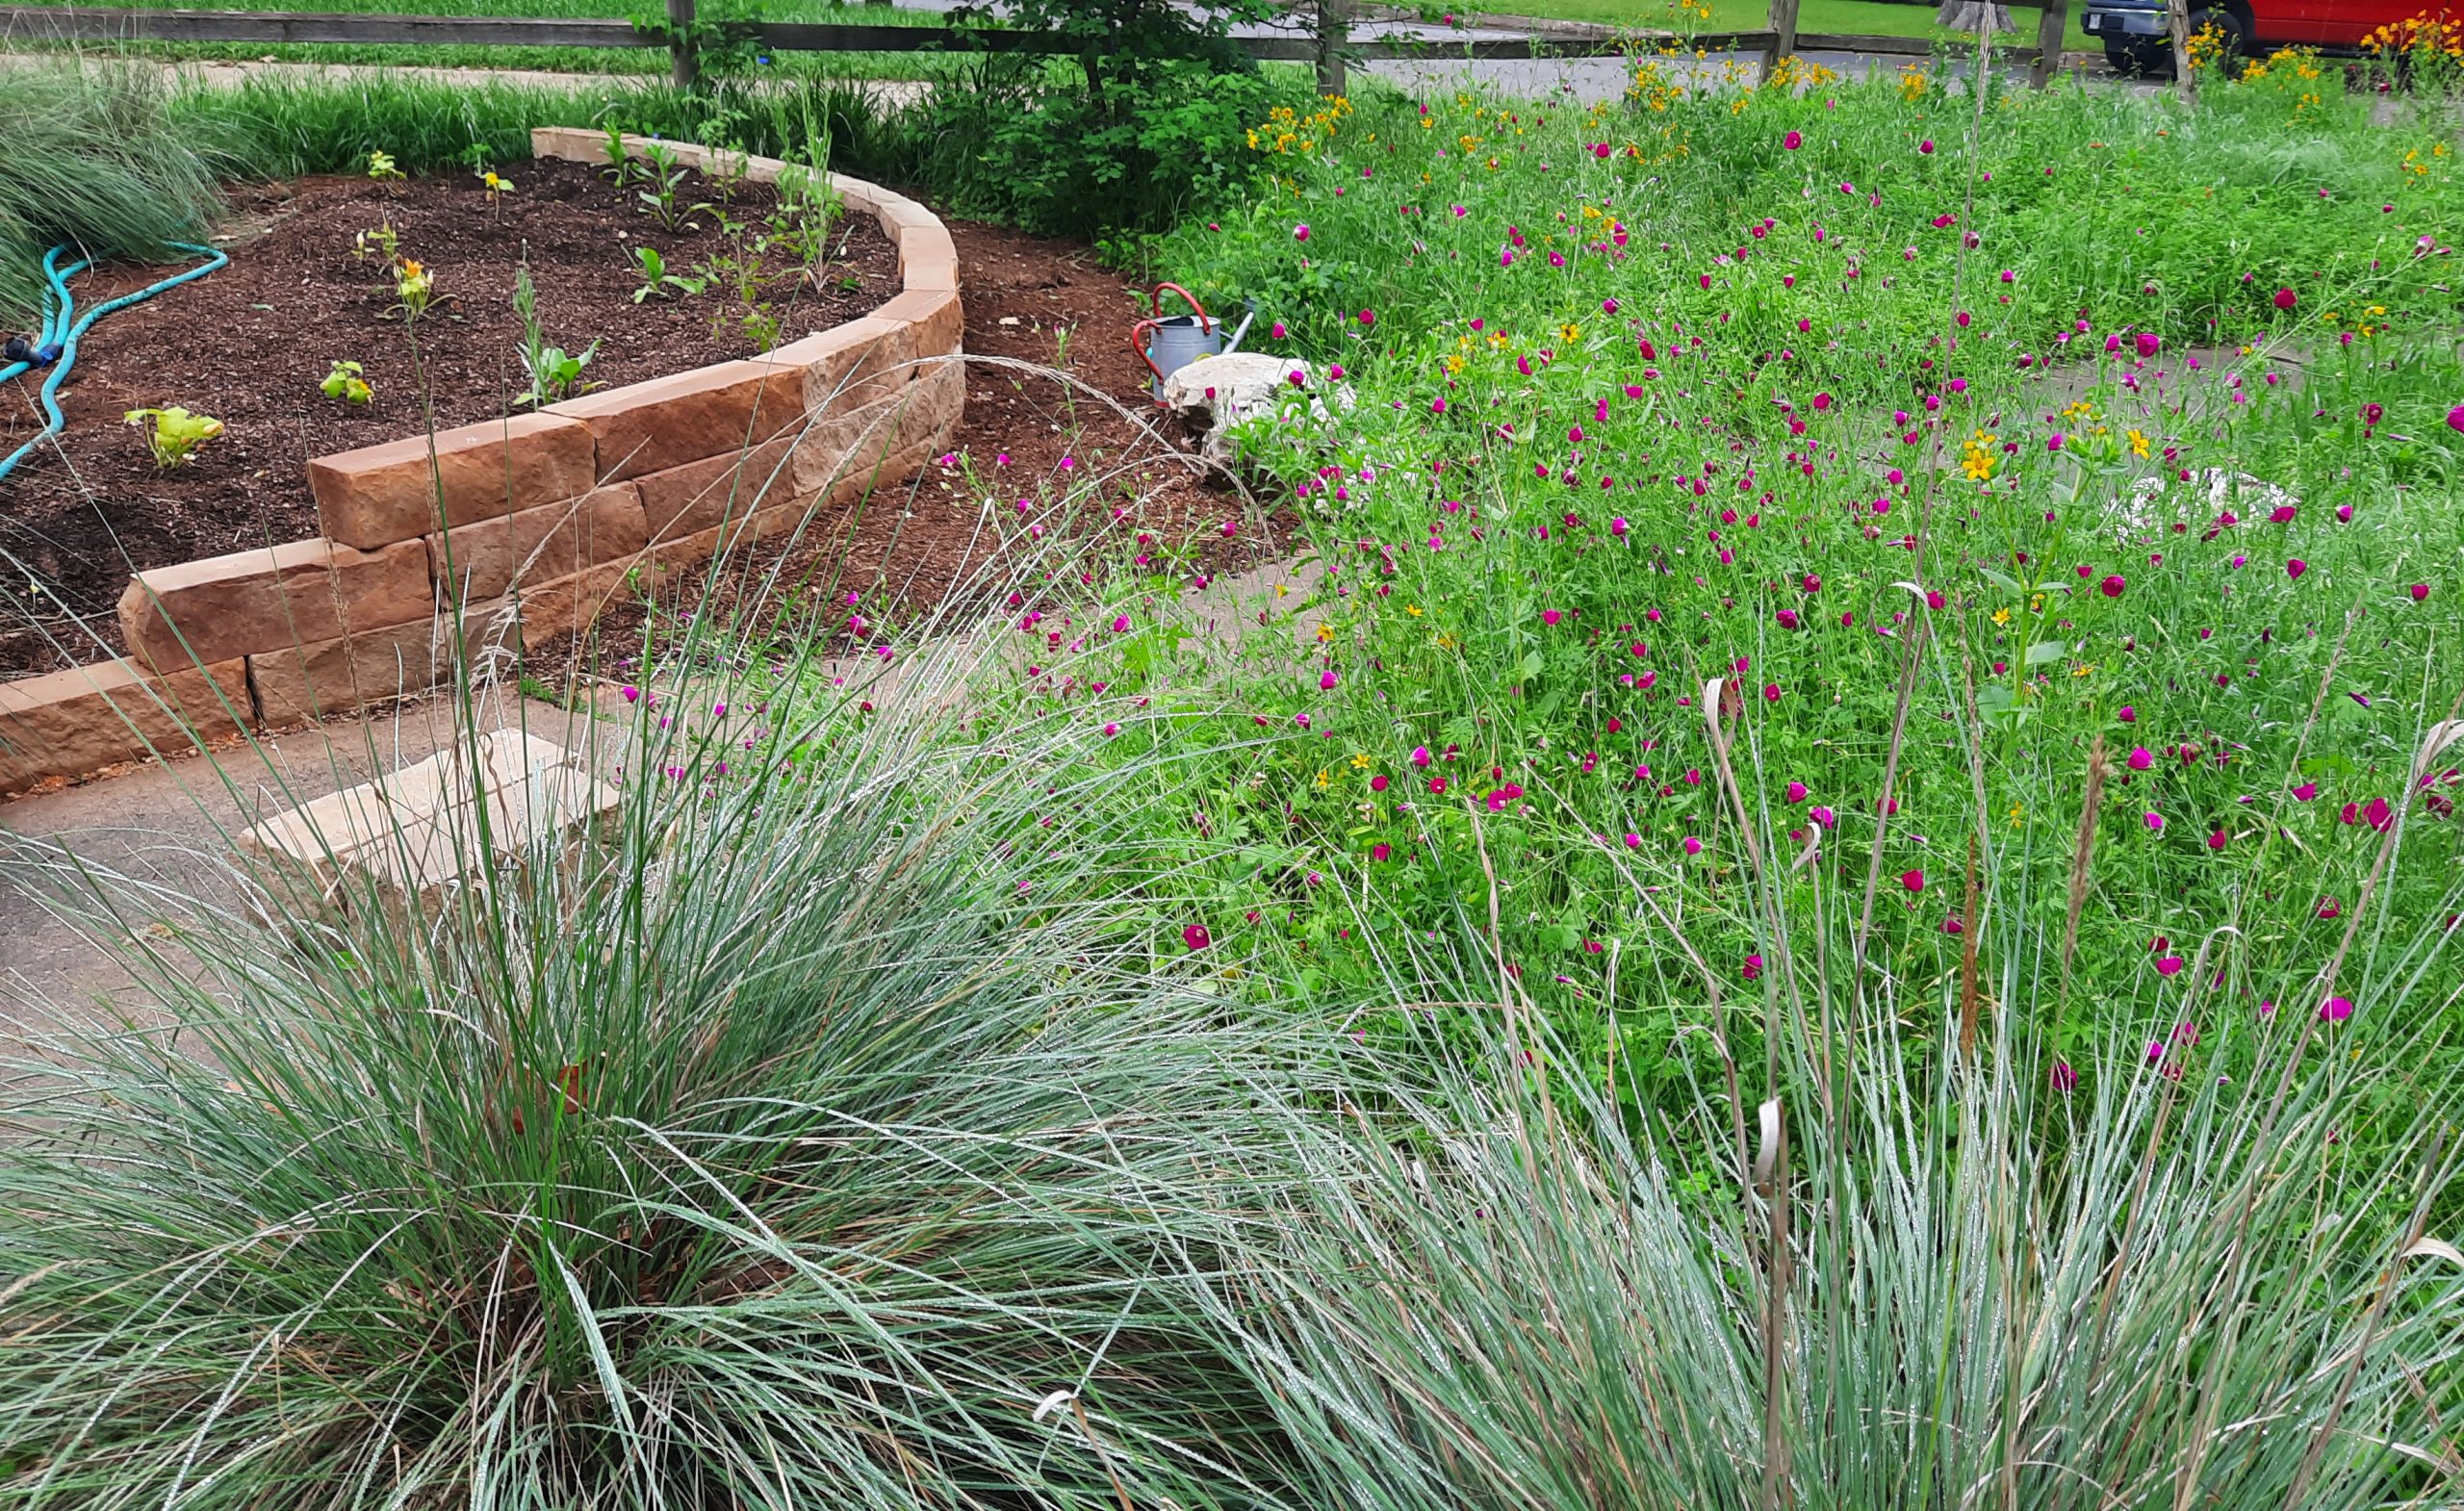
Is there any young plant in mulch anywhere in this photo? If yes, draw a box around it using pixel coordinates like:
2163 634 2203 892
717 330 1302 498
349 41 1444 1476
121 404 221 469
627 244 704 303
320 358 372 404
511 259 597 406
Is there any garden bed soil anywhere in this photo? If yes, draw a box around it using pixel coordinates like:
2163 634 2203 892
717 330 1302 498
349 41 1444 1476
0 155 899 679
491 214 1275 685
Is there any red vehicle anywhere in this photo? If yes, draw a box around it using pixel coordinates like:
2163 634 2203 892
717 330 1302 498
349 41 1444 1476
2081 0 2460 72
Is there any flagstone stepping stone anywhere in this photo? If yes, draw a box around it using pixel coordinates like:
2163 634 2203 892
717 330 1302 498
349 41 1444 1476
240 727 618 919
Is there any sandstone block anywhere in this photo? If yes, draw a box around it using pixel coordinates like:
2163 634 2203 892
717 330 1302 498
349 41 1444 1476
792 362 964 495
0 657 251 793
803 436 945 514
246 603 514 727
310 412 597 550
769 318 907 413
428 483 647 603
547 359 802 481
512 557 643 647
875 193 944 243
633 435 802 541
901 251 961 294
120 538 432 673
529 125 613 166
240 728 619 919
875 288 964 364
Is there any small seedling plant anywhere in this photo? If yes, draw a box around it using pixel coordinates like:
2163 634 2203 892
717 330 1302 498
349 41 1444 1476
633 141 709 232
124 406 222 469
629 246 706 302
477 167 515 225
512 261 598 405
601 124 634 185
687 214 783 351
767 164 841 279
393 258 436 323
321 359 372 404
354 218 436 323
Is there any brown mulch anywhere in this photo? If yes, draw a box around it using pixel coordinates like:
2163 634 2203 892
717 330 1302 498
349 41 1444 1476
520 212 1279 686
0 156 898 679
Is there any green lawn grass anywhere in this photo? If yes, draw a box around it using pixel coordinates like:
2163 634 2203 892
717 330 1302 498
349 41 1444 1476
2 0 961 74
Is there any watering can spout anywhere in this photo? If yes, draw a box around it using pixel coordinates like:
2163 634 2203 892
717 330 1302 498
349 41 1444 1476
1219 303 1257 358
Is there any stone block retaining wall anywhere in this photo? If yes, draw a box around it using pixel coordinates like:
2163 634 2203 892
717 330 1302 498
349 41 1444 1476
1 135 962 795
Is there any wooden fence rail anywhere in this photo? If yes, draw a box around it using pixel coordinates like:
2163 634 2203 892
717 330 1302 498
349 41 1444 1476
0 3 2078 87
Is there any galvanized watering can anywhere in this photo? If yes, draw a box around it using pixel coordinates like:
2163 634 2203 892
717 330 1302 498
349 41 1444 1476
1130 283 1254 401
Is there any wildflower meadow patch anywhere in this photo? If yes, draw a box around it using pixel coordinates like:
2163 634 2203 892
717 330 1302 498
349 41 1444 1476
1067 55 2464 1107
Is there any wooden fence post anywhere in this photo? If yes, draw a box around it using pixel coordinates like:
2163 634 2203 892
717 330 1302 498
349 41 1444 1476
1759 0 1799 82
2028 0 2069 85
667 0 698 89
1316 0 1348 96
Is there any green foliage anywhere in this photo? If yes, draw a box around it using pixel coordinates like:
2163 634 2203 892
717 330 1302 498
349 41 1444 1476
169 69 620 179
320 357 372 403
0 647 1310 1506
0 61 220 321
1100 67 2464 1107
1223 898 2464 1511
631 139 707 229
511 261 599 403
627 0 776 78
119 404 221 468
627 243 703 300
911 54 1303 241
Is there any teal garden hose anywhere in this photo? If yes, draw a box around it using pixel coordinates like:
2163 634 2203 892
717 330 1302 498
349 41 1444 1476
1 242 227 484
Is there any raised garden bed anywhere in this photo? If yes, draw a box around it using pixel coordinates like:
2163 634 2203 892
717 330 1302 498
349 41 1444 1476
0 131 968 794
0 151 901 680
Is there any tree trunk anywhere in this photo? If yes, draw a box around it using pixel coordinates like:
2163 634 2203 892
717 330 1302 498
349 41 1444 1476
666 0 697 90
1936 0 2016 31
2167 0 2197 100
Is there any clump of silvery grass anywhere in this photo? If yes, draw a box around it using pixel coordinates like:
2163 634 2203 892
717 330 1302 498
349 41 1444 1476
0 541 1309 1510
1204 707 2464 1511
0 60 220 322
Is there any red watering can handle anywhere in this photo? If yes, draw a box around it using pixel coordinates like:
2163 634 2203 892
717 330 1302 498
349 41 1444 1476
1148 282 1214 335
1130 318 1167 386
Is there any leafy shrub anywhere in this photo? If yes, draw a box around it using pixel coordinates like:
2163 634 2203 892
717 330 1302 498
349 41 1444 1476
910 55 1296 242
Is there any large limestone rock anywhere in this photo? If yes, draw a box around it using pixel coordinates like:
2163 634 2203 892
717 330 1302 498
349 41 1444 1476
1160 352 1355 464
2112 468 2298 540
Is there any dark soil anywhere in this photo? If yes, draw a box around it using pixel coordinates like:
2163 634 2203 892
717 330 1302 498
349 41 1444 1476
0 156 899 679
507 212 1282 688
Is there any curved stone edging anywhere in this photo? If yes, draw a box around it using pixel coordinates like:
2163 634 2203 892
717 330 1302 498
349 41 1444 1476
0 139 964 795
